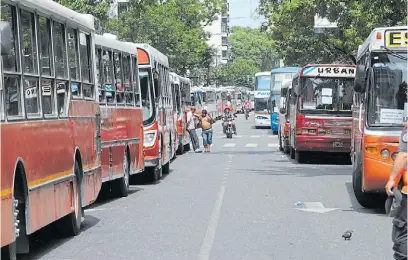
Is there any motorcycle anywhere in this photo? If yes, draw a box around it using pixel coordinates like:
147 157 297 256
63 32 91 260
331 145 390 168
244 109 249 120
225 119 233 138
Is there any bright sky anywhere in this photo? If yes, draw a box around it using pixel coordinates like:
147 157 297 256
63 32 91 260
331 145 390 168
228 0 265 28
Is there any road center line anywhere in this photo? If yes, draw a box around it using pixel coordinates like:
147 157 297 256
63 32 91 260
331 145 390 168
198 185 226 260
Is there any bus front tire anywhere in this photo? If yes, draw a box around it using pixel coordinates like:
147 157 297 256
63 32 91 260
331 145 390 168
352 154 386 209
278 132 284 151
1 242 16 260
116 151 130 197
290 147 295 159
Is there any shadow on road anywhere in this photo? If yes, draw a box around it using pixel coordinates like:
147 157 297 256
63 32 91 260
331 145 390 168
285 152 352 165
343 182 387 216
19 215 100 260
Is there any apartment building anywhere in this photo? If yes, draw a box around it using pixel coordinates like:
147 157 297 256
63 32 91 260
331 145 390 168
204 0 230 66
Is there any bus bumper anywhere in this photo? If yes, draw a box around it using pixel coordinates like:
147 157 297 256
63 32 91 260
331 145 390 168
295 136 351 153
362 157 394 192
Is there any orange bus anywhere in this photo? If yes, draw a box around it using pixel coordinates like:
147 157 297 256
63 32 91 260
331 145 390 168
289 64 355 163
132 44 176 182
352 26 407 208
170 72 192 155
1 1 102 258
95 34 144 197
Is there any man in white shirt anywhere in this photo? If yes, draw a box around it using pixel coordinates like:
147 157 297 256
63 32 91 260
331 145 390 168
186 107 201 153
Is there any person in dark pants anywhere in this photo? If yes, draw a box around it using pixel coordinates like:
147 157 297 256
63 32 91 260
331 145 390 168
386 125 407 260
186 107 201 153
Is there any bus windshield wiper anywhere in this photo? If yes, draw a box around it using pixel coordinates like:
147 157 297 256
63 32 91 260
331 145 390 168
381 46 407 60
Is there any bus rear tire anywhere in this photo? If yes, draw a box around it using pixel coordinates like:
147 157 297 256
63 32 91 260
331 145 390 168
59 161 82 236
162 161 170 175
352 154 385 209
1 242 16 260
116 151 130 197
278 132 284 151
177 143 184 155
290 147 295 159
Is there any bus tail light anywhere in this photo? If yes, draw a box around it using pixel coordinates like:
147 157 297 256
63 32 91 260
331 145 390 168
380 149 390 159
144 130 157 148
365 147 377 154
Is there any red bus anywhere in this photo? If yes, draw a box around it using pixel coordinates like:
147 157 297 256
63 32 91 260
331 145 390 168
170 72 192 154
95 34 144 197
289 64 356 163
1 1 102 258
132 44 176 182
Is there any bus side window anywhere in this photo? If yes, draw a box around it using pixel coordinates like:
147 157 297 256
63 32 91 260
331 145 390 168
132 56 141 107
53 21 69 116
114 51 124 104
103 50 114 104
80 32 93 99
122 54 133 106
67 27 81 97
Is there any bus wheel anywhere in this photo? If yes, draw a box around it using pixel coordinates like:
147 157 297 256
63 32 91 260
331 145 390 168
177 143 184 155
162 161 170 175
183 143 190 152
290 147 295 159
278 132 284 151
352 154 385 208
1 242 16 260
295 151 305 163
60 161 82 236
116 151 130 197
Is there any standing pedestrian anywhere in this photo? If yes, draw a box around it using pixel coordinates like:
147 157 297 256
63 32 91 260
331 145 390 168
186 106 201 153
385 124 407 260
197 109 214 152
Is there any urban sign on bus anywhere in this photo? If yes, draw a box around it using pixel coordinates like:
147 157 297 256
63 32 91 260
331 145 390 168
254 91 270 98
301 66 356 77
385 29 408 47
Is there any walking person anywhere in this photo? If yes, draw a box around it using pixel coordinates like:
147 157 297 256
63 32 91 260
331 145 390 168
197 109 214 152
385 125 407 260
186 106 201 153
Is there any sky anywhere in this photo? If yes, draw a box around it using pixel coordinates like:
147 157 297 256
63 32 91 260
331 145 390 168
228 0 265 28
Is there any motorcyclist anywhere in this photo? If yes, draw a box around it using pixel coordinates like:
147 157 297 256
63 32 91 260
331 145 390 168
244 100 251 114
222 107 237 135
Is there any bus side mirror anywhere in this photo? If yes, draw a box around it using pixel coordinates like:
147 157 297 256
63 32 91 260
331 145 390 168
354 65 366 93
0 21 11 56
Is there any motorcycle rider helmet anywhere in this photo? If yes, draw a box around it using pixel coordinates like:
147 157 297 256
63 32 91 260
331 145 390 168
224 107 230 113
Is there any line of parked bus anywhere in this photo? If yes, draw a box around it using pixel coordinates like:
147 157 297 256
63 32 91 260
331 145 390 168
267 26 407 210
0 0 242 258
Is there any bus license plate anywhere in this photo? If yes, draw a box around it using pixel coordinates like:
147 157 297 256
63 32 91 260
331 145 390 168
333 141 343 148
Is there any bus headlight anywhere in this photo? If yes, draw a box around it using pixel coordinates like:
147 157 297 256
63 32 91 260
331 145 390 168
391 152 398 161
144 130 157 148
380 149 390 159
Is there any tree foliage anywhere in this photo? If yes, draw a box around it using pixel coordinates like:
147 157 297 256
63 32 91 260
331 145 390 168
58 0 226 75
214 26 279 87
259 0 407 65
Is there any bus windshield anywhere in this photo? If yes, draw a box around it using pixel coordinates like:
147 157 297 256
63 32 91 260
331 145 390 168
255 75 270 90
299 77 353 113
368 52 407 127
139 69 154 122
254 98 268 112
271 72 297 95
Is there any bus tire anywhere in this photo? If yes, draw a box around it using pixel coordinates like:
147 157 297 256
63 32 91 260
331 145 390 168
116 149 130 197
352 154 385 208
183 143 190 152
290 147 295 159
177 142 184 155
60 160 82 236
1 242 16 260
278 132 284 152
14 164 29 255
162 161 170 175
295 151 305 163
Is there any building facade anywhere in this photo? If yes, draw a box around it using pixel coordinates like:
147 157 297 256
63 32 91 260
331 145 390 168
204 0 230 66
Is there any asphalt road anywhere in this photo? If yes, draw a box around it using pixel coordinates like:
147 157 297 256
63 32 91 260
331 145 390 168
22 113 393 260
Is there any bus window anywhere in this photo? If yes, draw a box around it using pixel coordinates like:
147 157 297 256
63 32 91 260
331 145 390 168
140 70 154 122
114 51 124 104
132 56 141 107
80 32 93 99
103 50 114 104
122 54 133 106
67 27 80 97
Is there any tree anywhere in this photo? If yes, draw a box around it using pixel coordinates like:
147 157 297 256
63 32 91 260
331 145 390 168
55 0 111 24
214 26 278 86
259 0 407 65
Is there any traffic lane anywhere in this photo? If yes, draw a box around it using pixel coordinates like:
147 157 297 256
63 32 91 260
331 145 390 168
22 150 230 260
209 143 393 260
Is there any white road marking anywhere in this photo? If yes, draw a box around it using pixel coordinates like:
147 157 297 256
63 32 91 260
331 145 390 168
250 135 261 138
223 143 236 148
294 202 339 214
84 208 106 213
245 143 258 148
268 135 276 138
198 186 226 260
268 143 279 147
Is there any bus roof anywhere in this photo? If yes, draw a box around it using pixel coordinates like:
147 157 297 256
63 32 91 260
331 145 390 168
20 0 95 30
282 80 292 90
357 26 408 60
271 67 301 73
299 64 356 78
255 71 270 77
95 34 138 55
127 43 169 67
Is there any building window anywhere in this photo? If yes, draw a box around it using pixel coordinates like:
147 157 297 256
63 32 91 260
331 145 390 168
222 37 228 45
222 50 228 59
221 22 228 33
118 2 128 15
